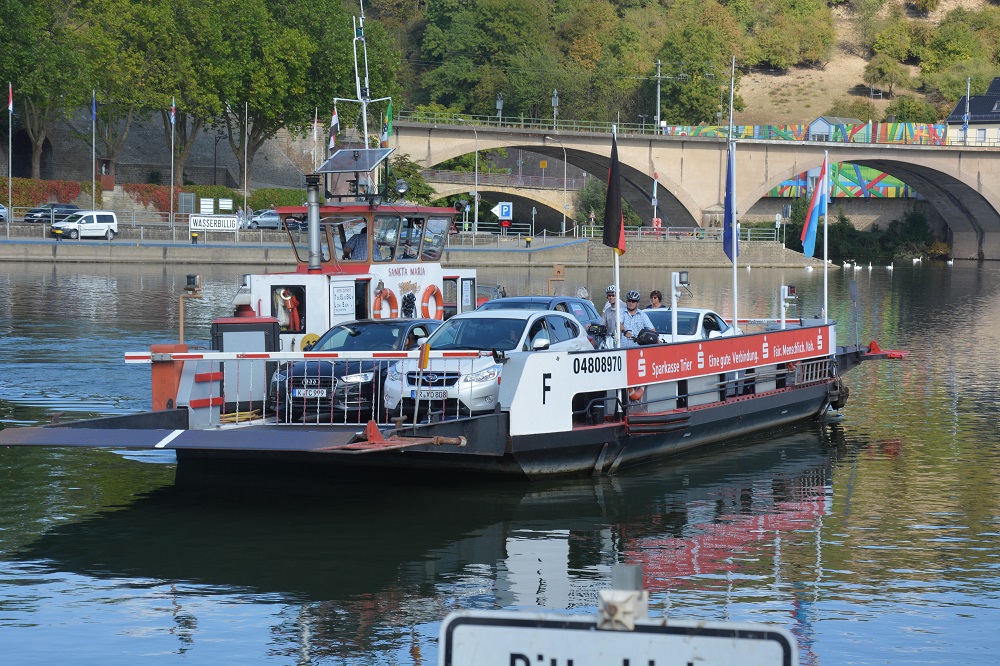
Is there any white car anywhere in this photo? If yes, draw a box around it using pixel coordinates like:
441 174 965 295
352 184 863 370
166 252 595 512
384 310 593 419
644 308 741 343
50 210 119 240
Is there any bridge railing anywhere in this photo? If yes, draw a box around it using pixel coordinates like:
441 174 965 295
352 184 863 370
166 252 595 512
422 169 587 191
396 109 951 146
577 226 779 242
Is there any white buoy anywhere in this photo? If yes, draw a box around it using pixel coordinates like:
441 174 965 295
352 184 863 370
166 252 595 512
887 262 893 271
868 262 872 271
805 265 814 272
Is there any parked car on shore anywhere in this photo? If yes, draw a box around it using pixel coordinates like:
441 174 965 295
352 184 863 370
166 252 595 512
248 209 281 229
24 203 80 224
384 310 592 420
0 203 7 224
269 318 440 423
50 211 119 240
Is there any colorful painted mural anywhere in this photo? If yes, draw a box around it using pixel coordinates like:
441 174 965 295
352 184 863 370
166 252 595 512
663 122 947 145
661 121 941 199
769 163 919 199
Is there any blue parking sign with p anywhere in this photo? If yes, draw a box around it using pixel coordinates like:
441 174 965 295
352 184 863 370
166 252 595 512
499 202 512 220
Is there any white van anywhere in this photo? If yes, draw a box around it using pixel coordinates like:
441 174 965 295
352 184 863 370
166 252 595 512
51 211 119 240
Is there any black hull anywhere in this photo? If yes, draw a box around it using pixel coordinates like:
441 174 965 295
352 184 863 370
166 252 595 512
174 381 833 482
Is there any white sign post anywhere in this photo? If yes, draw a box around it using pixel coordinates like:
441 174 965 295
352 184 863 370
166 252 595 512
440 611 797 666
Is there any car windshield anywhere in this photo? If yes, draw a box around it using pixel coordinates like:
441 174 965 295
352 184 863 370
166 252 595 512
645 310 700 336
312 324 404 351
426 317 526 351
60 213 84 224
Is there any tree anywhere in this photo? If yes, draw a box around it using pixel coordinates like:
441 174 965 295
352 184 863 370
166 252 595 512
884 95 939 122
825 97 878 121
387 154 435 204
71 0 168 178
142 0 225 191
864 53 909 97
15 1 84 180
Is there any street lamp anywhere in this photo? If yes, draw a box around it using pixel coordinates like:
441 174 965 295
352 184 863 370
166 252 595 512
496 93 503 126
545 136 567 235
638 114 648 132
458 119 480 236
551 89 559 130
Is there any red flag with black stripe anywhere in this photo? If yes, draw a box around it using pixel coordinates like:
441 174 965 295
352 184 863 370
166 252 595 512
603 135 626 255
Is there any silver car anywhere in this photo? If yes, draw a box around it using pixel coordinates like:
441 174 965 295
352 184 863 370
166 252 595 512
644 308 742 343
383 310 593 419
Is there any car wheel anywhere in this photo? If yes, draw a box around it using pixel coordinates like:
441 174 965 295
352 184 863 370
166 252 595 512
250 222 258 229
105 229 114 241
69 229 79 239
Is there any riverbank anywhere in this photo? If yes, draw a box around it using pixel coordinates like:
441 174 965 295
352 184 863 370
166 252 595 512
0 225 821 268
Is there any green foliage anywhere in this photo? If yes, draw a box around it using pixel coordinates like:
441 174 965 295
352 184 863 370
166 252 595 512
574 173 641 228
864 53 910 97
388 154 437 204
784 199 939 261
247 188 306 210
825 97 878 121
921 59 1000 106
871 8 912 61
884 95 939 122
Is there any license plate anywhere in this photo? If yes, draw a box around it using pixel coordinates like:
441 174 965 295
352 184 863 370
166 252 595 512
292 388 327 398
412 390 447 400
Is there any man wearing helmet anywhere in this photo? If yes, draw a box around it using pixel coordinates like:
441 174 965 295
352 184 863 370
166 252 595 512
602 285 622 337
619 290 654 348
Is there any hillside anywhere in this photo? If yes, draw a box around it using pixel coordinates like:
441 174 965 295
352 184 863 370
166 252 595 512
734 0 987 125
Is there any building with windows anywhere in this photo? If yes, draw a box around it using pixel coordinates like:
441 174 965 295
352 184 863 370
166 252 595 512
946 77 1000 146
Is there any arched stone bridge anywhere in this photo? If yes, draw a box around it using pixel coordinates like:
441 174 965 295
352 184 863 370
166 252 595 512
391 121 1000 260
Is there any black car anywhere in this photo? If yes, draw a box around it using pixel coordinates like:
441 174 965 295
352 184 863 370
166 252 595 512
477 295 603 347
23 203 80 223
268 318 440 423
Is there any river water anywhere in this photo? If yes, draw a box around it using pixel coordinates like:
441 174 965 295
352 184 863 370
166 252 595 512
1 260 998 665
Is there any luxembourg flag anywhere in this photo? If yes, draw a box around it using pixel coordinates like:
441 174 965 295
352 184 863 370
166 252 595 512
801 154 828 258
170 97 176 125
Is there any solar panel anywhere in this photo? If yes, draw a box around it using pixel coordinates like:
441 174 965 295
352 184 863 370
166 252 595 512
317 148 394 174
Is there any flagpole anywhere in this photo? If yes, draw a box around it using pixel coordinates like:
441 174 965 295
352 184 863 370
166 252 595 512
243 101 249 217
728 57 738 330
7 82 11 239
169 97 175 229
312 107 318 171
823 150 829 323
91 90 96 209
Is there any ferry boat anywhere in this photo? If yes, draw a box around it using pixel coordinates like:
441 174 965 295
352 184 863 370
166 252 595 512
0 1 906 482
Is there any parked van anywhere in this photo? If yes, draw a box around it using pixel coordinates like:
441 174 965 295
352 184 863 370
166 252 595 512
51 211 119 240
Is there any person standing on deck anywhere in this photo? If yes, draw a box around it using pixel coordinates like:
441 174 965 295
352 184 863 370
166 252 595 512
602 285 623 337
619 290 654 348
646 290 665 308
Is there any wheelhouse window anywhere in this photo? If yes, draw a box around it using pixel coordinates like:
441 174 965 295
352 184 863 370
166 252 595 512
421 217 449 261
396 217 424 261
372 215 399 262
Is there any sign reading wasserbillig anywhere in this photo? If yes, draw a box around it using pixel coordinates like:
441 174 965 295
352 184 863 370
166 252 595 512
190 215 239 232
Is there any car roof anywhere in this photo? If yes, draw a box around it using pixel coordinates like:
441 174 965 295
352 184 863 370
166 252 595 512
483 296 585 304
448 309 574 322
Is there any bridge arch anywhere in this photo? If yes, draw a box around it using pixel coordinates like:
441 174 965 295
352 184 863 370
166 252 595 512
393 123 1000 259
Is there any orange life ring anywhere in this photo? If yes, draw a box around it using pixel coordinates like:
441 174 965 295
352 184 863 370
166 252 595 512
628 386 645 402
421 285 444 320
373 288 399 319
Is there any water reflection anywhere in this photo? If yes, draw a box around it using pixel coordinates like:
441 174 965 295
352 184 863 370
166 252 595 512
9 426 847 663
2 261 1000 664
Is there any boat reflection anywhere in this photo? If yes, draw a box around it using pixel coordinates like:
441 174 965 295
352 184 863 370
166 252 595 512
15 424 848 662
